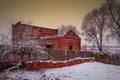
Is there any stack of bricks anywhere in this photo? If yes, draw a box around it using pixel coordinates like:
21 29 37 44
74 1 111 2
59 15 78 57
25 57 94 70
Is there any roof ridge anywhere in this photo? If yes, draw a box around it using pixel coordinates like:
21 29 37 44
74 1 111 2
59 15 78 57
14 21 58 30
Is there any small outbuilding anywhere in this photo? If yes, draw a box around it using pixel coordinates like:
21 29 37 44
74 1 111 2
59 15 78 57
42 30 81 51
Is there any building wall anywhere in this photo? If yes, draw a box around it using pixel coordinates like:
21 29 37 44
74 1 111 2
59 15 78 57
12 22 25 46
59 37 80 51
42 37 80 51
12 22 58 46
42 38 60 49
12 22 81 51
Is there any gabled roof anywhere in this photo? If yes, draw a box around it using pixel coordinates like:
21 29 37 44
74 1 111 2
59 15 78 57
63 30 80 39
39 30 80 40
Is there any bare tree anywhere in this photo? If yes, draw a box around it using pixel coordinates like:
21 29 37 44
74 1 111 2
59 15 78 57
13 24 48 60
0 32 12 61
105 0 120 40
82 6 108 52
0 33 11 45
15 40 48 61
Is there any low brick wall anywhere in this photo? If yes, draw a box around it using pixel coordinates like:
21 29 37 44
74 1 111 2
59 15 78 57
25 57 94 70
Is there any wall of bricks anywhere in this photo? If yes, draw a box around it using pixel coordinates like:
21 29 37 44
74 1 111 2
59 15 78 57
12 22 81 51
25 58 94 70
12 22 58 46
42 31 81 51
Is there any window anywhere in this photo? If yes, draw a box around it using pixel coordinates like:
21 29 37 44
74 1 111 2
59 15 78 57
69 45 73 50
46 45 53 49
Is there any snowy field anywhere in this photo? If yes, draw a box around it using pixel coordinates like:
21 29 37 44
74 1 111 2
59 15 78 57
3 62 120 80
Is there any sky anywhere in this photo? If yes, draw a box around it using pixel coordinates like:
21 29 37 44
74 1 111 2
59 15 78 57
0 0 119 46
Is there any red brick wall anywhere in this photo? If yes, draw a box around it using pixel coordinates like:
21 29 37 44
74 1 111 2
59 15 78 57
12 22 58 46
41 28 58 36
12 22 25 46
42 38 60 49
12 22 81 51
60 30 81 50
42 30 81 51
59 38 80 50
43 37 80 51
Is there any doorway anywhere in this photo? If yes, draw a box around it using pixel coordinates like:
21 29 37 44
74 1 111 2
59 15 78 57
69 45 73 50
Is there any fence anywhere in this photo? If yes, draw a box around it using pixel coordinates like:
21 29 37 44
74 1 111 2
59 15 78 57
44 49 120 65
1 49 120 65
44 49 94 61
94 54 120 65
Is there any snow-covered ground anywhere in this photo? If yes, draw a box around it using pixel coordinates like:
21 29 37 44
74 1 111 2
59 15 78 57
6 62 120 80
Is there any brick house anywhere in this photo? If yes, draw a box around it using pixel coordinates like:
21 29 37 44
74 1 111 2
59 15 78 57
12 21 81 51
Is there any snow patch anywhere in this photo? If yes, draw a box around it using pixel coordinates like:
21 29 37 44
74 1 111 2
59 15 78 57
7 62 120 80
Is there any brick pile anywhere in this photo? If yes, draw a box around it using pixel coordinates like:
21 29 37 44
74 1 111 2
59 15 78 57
25 57 94 70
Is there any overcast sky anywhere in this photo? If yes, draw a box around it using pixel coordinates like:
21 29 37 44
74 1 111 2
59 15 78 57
0 0 119 46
